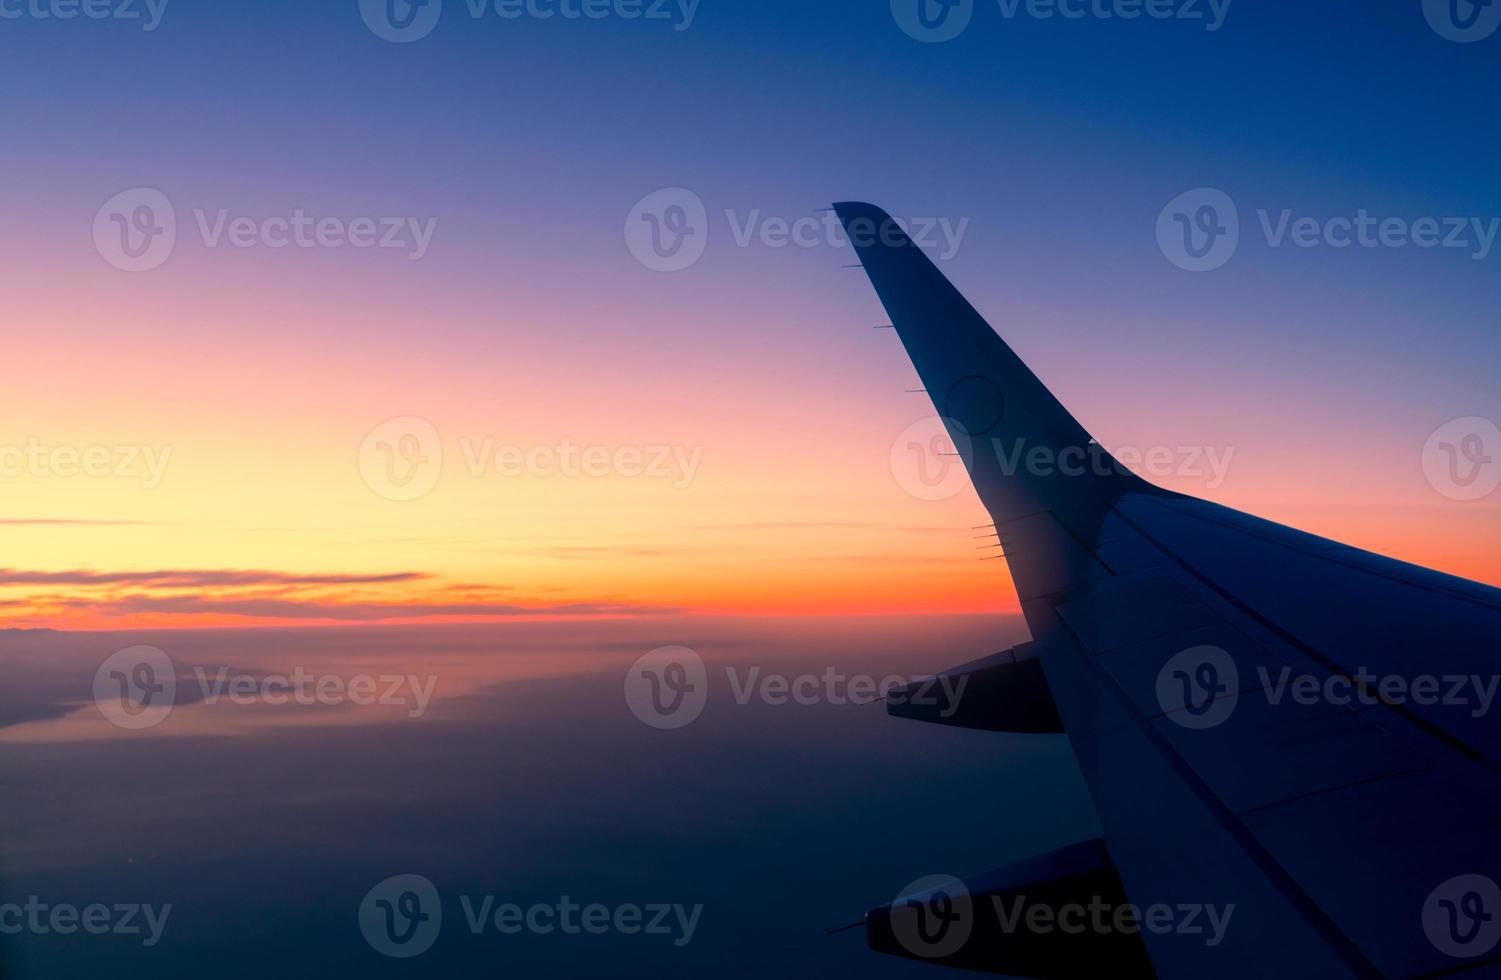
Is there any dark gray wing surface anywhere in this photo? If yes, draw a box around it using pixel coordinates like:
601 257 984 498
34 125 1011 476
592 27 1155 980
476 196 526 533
834 202 1501 979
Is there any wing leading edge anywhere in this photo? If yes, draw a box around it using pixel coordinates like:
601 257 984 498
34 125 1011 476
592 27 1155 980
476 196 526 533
834 202 1501 979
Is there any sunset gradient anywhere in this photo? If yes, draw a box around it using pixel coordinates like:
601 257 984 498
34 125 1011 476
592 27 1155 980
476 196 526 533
0 0 1496 630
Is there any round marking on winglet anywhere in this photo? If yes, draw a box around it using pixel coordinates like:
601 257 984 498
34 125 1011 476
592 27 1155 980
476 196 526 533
944 375 1005 436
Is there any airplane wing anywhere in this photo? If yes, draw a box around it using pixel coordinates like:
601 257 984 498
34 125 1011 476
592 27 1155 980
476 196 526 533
833 202 1501 979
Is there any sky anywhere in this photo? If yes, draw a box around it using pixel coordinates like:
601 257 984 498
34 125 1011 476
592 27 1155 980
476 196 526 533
0 0 1497 629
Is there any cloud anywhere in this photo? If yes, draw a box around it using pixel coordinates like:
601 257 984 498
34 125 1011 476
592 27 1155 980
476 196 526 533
53 594 676 621
0 567 674 626
518 546 681 559
0 519 161 526
0 569 429 587
690 521 875 529
0 701 77 730
688 522 956 533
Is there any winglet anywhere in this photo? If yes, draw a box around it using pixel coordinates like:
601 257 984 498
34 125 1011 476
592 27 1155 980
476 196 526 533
834 202 1152 539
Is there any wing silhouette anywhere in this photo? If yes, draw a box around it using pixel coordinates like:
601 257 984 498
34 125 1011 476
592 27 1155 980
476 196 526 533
835 202 1501 979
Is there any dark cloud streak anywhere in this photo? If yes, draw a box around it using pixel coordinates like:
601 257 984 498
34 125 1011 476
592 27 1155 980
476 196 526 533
58 594 676 621
0 569 429 587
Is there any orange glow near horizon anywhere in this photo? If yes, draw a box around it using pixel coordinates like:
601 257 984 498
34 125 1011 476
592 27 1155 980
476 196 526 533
2 251 1497 632
4 452 1498 631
